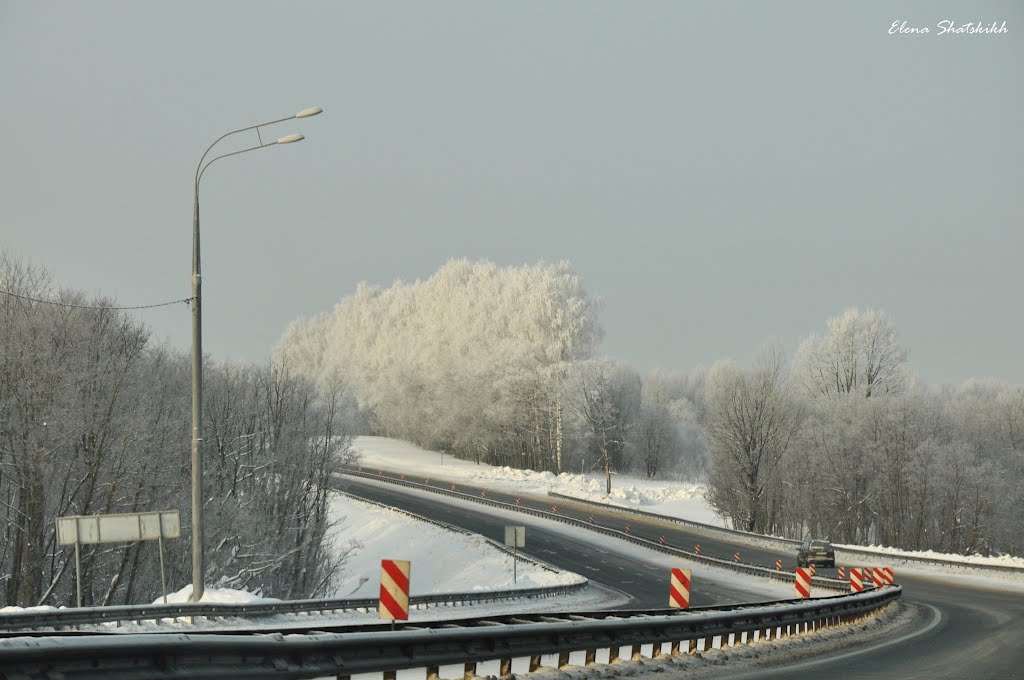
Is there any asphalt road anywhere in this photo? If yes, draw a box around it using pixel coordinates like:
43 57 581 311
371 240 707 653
336 470 1024 679
334 475 778 609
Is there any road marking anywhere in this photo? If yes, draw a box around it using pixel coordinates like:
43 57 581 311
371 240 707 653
725 602 942 679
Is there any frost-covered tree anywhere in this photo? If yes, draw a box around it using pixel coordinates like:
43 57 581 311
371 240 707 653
275 259 603 470
704 344 803 533
796 307 909 400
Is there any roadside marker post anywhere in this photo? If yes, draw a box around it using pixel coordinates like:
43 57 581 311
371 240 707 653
669 569 692 609
873 568 885 588
775 559 782 571
809 563 816 576
838 566 845 580
379 559 411 624
850 567 863 593
795 567 811 598
695 544 701 555
734 552 741 563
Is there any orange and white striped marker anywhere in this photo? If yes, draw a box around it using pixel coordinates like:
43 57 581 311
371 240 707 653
872 567 884 588
734 552 741 563
809 563 816 576
669 568 692 609
795 567 811 598
451 484 456 492
424 479 430 486
551 505 558 513
882 567 893 584
838 566 846 580
514 497 521 507
659 535 666 545
775 559 782 571
400 473 405 480
850 567 863 593
695 544 701 555
379 559 411 621
624 524 631 534
588 514 595 524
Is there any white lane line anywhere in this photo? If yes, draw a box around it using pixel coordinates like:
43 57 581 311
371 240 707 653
726 602 943 679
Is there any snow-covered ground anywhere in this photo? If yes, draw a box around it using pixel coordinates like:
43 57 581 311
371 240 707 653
351 436 1024 571
326 492 584 598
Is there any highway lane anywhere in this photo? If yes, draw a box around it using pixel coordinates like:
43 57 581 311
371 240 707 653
339 469 1024 679
334 475 793 609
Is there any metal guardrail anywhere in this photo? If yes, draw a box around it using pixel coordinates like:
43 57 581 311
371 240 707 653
0 579 589 633
0 587 903 679
336 469 848 591
547 490 1024 575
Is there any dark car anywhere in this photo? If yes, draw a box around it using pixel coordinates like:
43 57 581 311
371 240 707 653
797 538 835 568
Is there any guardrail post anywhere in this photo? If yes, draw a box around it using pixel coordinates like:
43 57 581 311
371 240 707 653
670 641 680 655
704 635 714 651
585 649 597 666
631 644 642 660
557 651 570 668
688 639 697 654
498 659 510 676
427 665 440 680
608 646 620 662
529 655 542 671
463 661 476 679
384 671 396 680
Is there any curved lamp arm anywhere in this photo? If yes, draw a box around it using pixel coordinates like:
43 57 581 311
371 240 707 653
196 134 305 188
193 107 321 190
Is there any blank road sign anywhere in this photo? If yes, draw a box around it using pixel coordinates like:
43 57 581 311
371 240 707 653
504 526 525 547
57 511 181 545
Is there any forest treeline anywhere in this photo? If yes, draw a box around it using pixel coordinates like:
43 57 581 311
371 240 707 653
3 254 1023 608
280 259 1024 557
0 254 356 608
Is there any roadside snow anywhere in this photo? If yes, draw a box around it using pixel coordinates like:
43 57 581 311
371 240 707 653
351 436 1024 571
326 492 584 598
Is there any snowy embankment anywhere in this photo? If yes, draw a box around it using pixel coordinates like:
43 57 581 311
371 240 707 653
351 436 1024 576
326 492 584 598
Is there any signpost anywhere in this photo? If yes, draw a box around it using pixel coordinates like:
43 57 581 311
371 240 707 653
57 510 181 607
504 526 526 582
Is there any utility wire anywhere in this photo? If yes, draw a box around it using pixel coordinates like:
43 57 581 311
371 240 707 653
0 289 194 311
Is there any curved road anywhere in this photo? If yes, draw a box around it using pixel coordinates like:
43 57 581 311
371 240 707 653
337 470 1024 679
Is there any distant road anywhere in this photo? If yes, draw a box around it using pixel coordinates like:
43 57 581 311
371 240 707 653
335 475 787 609
338 470 1024 679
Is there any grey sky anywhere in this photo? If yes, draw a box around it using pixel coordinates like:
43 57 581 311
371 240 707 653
2 1 1021 385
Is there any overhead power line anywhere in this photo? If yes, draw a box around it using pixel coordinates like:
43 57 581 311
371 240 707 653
0 289 194 311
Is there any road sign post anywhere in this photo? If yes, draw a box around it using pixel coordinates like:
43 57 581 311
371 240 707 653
504 526 526 582
57 510 181 606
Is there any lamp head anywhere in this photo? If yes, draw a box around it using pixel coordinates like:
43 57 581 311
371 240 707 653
277 133 305 144
295 107 323 119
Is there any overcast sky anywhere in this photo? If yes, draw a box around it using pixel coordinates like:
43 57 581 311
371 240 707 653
1 1 1021 385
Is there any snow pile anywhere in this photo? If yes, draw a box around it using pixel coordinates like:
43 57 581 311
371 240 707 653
156 585 280 605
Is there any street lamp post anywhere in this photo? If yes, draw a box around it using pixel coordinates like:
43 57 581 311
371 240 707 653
191 107 321 602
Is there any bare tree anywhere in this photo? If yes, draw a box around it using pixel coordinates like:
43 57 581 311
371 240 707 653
704 343 803 533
